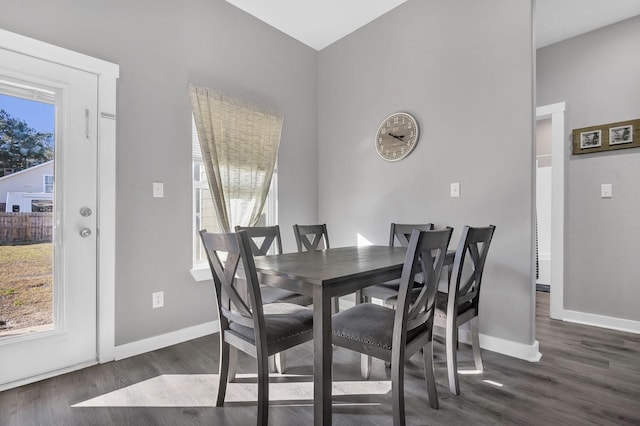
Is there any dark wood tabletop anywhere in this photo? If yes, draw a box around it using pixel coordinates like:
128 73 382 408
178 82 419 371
254 245 408 294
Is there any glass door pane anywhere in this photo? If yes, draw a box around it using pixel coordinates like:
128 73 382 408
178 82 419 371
0 92 55 338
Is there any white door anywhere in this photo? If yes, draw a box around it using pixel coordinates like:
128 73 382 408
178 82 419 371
0 47 99 388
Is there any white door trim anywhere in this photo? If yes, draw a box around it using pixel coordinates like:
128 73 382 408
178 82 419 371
0 28 119 363
536 102 565 320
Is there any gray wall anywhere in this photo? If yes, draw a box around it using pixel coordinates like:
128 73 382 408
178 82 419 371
537 16 640 321
318 0 535 344
0 0 318 345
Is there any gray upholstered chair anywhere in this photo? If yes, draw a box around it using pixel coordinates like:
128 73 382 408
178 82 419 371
235 225 312 374
199 230 313 426
292 223 340 312
236 225 312 306
332 228 453 425
434 225 496 395
293 223 329 252
355 223 435 378
359 223 434 304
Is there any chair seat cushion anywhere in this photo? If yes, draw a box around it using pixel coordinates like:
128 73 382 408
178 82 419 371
361 281 402 301
434 291 474 317
362 278 424 302
229 302 313 345
377 284 425 307
332 303 425 350
261 286 312 306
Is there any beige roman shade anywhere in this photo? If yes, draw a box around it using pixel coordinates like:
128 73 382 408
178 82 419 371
188 84 282 232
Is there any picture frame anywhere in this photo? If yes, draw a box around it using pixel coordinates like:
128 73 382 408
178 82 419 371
579 130 601 149
572 118 640 155
609 124 633 145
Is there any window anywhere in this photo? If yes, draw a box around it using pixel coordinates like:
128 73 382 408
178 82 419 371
32 199 53 212
192 118 277 268
43 175 54 193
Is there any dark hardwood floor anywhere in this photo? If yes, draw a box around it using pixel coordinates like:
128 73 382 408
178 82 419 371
1 292 639 425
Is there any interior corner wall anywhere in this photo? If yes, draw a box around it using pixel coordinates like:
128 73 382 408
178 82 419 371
318 0 535 346
0 0 318 345
537 16 640 322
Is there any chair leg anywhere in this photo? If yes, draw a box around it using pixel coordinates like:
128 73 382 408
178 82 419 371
422 340 439 409
360 354 372 379
446 318 460 395
470 316 483 372
216 340 230 406
391 352 406 426
274 351 286 374
256 349 270 426
228 346 238 382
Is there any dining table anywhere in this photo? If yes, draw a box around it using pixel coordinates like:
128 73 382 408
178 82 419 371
253 244 454 425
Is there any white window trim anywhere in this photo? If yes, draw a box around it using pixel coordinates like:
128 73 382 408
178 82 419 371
191 159 210 278
189 158 278 282
43 174 54 193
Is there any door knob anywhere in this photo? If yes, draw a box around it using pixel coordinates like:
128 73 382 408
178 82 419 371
80 228 92 238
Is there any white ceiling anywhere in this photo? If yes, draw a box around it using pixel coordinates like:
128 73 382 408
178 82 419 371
536 0 640 47
226 0 640 51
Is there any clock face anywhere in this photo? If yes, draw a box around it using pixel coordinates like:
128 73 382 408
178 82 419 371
375 112 419 161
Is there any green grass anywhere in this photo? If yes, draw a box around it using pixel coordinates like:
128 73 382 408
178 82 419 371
0 243 53 332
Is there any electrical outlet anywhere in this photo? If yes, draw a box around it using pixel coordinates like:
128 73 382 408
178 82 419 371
152 291 164 308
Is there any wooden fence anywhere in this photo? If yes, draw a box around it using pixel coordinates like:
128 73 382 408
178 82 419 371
0 213 53 244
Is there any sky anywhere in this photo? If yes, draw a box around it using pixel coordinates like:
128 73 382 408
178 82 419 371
0 93 55 134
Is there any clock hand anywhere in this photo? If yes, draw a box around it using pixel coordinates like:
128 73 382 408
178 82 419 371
388 132 405 141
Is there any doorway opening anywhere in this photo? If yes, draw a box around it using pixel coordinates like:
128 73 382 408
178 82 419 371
535 118 551 294
535 102 566 320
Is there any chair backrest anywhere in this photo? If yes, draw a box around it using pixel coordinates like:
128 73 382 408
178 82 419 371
394 228 453 341
199 230 266 335
235 225 283 256
448 225 496 315
389 223 434 247
293 224 330 252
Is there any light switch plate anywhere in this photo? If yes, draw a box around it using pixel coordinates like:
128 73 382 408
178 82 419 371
601 184 612 198
450 182 460 198
153 182 164 198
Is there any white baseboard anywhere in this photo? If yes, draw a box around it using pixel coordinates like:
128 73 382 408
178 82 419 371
563 310 640 335
456 328 542 362
114 321 219 361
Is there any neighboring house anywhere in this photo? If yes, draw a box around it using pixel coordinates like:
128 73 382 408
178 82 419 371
0 160 53 212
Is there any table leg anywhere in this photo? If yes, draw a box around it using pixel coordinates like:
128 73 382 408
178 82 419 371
313 285 332 426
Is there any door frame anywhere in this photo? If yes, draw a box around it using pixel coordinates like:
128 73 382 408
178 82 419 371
0 29 118 366
536 102 565 320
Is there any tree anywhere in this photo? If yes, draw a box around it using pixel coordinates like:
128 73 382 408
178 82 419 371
0 109 53 177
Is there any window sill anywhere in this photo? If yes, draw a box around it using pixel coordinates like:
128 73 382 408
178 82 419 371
190 266 212 282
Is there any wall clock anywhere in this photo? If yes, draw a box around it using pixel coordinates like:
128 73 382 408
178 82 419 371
375 112 419 161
